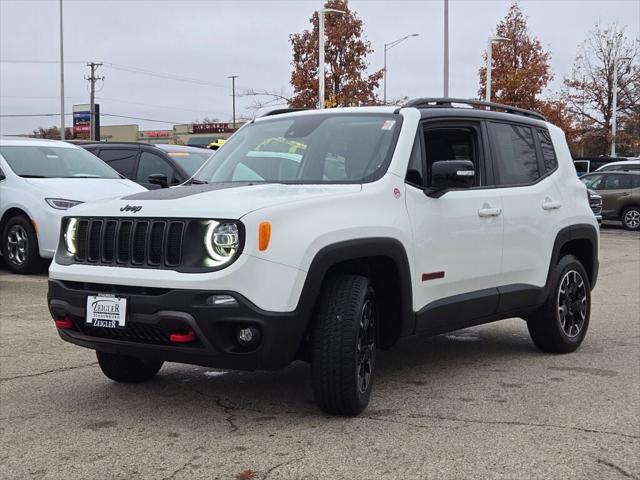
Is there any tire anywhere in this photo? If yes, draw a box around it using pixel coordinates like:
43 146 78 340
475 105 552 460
96 351 163 383
527 254 591 353
621 206 640 231
2 215 45 274
311 274 376 416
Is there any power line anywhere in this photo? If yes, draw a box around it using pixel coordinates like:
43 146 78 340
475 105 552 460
1 59 252 90
1 95 223 116
1 112 184 124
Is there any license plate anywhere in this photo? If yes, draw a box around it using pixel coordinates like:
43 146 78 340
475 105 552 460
86 295 127 329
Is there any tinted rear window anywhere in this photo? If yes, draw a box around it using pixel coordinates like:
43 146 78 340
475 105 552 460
537 129 557 173
489 123 540 185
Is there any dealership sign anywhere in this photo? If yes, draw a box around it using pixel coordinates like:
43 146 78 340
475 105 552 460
73 103 99 139
192 122 235 134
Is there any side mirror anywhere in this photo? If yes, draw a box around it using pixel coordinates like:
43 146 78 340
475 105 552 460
148 173 168 188
426 160 476 198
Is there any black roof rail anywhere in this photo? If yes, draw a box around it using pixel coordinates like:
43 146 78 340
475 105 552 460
261 107 315 117
403 97 546 121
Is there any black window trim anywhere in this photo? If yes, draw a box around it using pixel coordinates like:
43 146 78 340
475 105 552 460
486 120 558 189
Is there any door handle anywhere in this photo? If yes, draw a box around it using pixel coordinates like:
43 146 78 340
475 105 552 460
478 207 502 217
542 199 562 210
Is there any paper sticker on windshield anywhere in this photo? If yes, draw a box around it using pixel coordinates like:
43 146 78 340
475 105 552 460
381 120 396 131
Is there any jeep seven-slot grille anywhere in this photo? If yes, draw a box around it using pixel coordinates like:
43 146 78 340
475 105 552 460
74 218 184 268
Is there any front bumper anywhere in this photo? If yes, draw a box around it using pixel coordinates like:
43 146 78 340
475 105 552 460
47 280 308 370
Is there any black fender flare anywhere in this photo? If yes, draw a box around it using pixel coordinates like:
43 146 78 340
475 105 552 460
294 237 414 338
547 224 599 290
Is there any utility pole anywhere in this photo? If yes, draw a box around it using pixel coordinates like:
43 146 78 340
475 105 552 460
443 0 449 97
228 75 238 129
59 0 65 140
85 62 103 141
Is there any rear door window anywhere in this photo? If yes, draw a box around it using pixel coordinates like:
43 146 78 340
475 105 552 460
603 174 631 190
489 122 540 185
98 148 139 179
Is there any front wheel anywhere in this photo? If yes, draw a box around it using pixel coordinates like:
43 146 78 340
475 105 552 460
2 215 45 274
311 275 376 416
96 351 163 383
621 206 640 231
527 254 591 353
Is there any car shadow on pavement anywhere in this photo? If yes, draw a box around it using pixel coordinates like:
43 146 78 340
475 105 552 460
59 320 539 422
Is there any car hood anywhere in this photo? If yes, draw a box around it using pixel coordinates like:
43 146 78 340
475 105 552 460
24 178 145 203
67 182 363 219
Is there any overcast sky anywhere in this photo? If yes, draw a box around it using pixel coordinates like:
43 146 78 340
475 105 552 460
0 0 638 135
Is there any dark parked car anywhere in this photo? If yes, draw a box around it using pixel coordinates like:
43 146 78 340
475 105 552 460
587 189 602 224
82 143 213 189
581 171 640 230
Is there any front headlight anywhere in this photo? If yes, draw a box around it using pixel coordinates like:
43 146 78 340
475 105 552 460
46 198 83 210
204 221 240 265
64 218 78 254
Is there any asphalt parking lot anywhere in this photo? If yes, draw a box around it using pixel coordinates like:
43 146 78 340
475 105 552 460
0 227 638 480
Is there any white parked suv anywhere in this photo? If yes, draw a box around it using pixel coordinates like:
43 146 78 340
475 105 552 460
48 99 599 416
0 138 145 273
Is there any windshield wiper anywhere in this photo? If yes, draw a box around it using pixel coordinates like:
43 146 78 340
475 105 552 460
19 174 47 178
188 178 208 185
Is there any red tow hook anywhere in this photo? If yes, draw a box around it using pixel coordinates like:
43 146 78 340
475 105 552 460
169 330 196 344
55 317 74 329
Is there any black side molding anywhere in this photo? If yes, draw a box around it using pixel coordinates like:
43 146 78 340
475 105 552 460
547 224 599 290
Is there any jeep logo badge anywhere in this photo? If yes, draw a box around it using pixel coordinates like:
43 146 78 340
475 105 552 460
120 204 142 213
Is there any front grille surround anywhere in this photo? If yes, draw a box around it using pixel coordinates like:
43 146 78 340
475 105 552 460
57 217 244 272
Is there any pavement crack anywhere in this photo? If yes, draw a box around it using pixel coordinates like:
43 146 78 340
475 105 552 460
163 454 199 480
0 362 98 383
215 398 240 433
367 413 639 440
597 459 639 479
262 457 303 480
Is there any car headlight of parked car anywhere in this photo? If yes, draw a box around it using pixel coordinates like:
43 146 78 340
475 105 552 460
204 221 240 266
46 198 83 210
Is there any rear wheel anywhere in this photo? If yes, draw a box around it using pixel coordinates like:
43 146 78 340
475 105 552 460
311 275 376 416
621 206 640 231
2 216 45 274
96 351 163 383
527 255 591 353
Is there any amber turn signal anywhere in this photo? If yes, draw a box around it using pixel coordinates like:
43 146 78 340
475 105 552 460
258 222 271 251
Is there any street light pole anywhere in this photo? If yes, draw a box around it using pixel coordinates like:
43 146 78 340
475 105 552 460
383 34 419 105
485 36 509 102
443 0 449 97
228 75 238 129
611 56 632 157
59 0 65 140
318 8 344 109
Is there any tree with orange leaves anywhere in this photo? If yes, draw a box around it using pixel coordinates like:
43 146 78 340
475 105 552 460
478 2 552 109
289 0 382 108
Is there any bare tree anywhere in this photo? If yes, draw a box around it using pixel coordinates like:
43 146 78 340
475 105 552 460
238 88 292 118
562 22 640 156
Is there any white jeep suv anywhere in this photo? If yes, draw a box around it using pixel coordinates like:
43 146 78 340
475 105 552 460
48 99 599 416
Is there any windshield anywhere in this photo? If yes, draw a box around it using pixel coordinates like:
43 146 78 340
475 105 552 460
164 150 212 176
0 145 120 179
194 113 402 184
